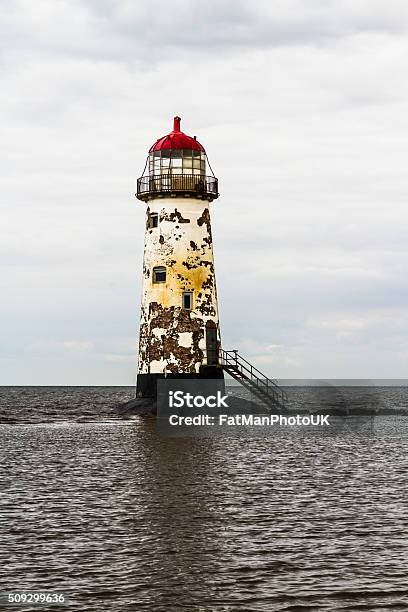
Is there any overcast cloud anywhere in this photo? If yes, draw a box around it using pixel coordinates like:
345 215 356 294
1 0 408 384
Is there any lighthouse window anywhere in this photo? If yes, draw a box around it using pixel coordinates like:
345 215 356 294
153 266 166 283
182 292 193 310
149 213 158 228
148 150 207 177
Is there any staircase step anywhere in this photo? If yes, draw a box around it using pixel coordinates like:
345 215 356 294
220 348 287 410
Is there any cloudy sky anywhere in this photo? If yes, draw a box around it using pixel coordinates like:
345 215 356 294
2 0 408 384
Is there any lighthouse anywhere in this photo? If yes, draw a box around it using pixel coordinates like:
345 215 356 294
135 117 223 398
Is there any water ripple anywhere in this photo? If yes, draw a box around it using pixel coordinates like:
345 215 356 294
0 388 407 611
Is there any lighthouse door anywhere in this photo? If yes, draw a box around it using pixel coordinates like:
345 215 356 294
205 323 218 365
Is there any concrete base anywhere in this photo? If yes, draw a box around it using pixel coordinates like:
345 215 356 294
136 366 224 399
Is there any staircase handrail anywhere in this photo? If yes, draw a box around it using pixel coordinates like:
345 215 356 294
221 348 287 404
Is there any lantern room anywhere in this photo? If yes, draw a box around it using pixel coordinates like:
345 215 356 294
136 117 219 202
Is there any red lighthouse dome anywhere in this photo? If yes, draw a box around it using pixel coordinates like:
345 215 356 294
137 116 218 203
149 116 205 152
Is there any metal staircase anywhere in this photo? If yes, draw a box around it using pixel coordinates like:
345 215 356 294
220 349 288 411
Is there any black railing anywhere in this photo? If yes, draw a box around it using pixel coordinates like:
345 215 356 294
136 174 219 201
221 349 288 409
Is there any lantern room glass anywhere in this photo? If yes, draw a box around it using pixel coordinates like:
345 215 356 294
148 149 206 176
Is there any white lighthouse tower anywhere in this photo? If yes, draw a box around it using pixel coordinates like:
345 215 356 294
135 117 223 398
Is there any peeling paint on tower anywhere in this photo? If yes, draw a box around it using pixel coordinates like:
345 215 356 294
135 116 223 397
